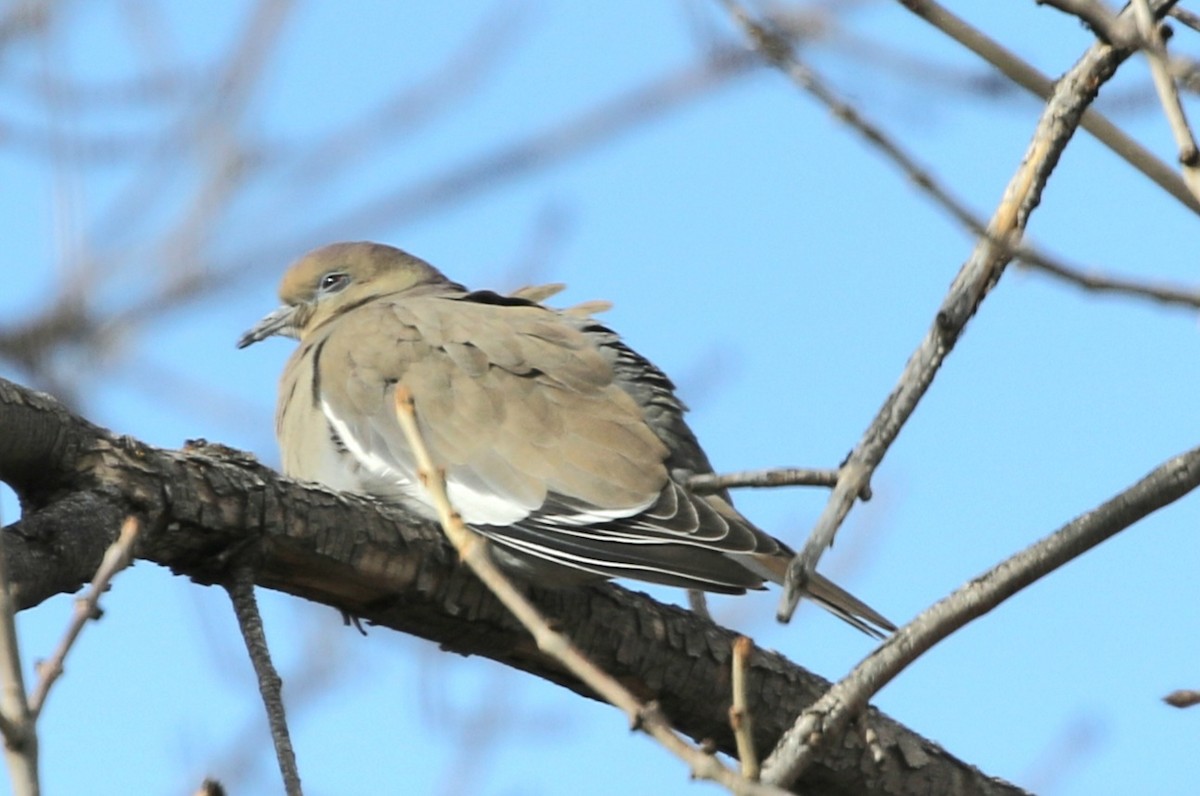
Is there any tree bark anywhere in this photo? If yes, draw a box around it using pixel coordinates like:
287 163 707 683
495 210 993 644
0 377 1026 796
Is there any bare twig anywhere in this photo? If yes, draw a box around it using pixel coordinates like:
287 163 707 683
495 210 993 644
224 566 302 796
1038 0 1136 46
729 637 759 782
391 387 788 796
722 2 1198 330
1170 5 1200 32
763 444 1200 787
1016 256 1200 309
690 467 842 493
200 609 346 795
0 514 36 796
277 3 527 190
28 516 140 718
776 6 1143 622
1132 0 1200 198
910 0 1200 216
1163 689 1200 708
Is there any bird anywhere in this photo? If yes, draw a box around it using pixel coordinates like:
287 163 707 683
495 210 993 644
239 242 894 637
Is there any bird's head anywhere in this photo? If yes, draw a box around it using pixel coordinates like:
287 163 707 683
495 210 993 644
237 241 452 348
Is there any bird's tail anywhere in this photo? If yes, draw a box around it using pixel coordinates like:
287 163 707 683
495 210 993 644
750 552 896 639
803 571 896 639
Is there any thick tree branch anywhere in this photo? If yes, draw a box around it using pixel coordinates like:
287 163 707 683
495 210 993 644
0 377 1024 796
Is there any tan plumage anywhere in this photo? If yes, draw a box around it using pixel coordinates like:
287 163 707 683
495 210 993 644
239 241 894 637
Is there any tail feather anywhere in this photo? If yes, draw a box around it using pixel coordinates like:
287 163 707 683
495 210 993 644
805 572 896 639
750 552 896 639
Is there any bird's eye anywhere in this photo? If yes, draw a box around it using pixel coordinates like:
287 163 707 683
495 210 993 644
319 272 350 293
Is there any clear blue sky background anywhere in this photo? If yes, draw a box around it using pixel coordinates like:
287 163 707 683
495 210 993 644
1 2 1197 794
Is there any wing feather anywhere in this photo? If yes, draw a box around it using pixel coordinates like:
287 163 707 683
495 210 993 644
299 292 785 591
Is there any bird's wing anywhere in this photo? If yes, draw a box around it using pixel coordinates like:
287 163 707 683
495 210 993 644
306 292 776 589
318 293 672 515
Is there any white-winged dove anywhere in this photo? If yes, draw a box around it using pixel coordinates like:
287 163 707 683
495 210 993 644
239 242 894 637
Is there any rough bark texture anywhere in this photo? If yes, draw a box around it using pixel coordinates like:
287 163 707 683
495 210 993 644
0 377 1026 796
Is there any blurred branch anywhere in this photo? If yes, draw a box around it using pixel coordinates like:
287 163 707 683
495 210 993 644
911 0 1200 216
723 2 1194 327
1132 0 1200 199
124 45 757 320
0 376 1028 796
721 1 991 239
824 26 1019 99
1015 257 1200 309
285 45 758 247
1038 0 1137 46
762 443 1200 787
275 3 529 192
111 45 758 330
0 0 50 49
1170 5 1200 32
0 36 759 410
135 0 298 270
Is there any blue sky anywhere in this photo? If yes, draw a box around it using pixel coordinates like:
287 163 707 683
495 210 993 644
1 2 1198 794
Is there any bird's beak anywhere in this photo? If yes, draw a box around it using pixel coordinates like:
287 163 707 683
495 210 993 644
237 305 300 348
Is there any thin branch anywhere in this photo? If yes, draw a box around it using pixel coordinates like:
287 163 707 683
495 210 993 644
224 566 302 796
721 0 990 241
727 0 1200 321
729 637 759 782
762 444 1200 787
1037 0 1137 46
391 387 788 796
0 512 36 796
1169 5 1200 32
722 2 1197 328
1016 256 1200 309
777 5 1143 623
910 0 1200 216
27 516 140 718
690 467 842 493
1132 0 1200 198
201 609 345 795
